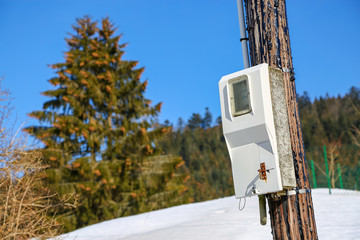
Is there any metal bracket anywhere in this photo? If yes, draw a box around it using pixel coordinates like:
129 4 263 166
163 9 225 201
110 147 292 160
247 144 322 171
282 68 293 73
287 190 296 196
287 188 311 196
271 188 311 199
282 68 296 81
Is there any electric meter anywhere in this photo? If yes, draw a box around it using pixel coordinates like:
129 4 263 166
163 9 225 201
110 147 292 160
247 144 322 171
219 63 296 198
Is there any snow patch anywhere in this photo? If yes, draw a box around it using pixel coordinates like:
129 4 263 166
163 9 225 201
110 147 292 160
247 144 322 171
59 188 360 240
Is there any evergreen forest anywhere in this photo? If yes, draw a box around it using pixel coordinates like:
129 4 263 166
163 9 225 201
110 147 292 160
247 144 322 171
20 16 359 233
159 87 360 202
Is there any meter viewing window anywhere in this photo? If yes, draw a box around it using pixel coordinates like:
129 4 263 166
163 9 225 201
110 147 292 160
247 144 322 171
229 76 251 116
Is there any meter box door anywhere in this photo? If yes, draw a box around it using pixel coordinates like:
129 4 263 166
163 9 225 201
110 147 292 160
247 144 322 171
219 63 296 199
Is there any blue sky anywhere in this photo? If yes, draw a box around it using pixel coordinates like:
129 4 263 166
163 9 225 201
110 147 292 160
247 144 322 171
1 0 359 129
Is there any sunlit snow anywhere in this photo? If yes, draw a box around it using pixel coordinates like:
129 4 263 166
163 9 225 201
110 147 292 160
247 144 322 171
59 189 360 240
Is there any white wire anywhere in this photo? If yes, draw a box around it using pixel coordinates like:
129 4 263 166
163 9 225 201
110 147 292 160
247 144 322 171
238 197 246 211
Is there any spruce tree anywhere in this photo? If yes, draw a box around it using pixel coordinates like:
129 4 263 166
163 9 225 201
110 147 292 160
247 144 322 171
24 17 189 232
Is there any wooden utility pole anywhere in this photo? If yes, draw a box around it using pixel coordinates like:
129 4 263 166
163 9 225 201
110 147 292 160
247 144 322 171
243 0 318 239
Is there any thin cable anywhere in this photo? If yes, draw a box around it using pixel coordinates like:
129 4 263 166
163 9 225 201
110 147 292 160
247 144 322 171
238 197 246 211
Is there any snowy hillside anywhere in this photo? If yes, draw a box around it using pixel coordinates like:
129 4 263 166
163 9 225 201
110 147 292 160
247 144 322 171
60 189 360 240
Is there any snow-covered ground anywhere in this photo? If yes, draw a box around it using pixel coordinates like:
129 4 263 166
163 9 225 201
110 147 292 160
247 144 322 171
60 189 360 240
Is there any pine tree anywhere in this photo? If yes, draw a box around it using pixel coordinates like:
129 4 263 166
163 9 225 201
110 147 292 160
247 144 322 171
24 17 189 232
201 107 212 129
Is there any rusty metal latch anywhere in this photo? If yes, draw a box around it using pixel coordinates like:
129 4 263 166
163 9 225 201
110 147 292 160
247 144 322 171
258 163 267 181
258 162 274 182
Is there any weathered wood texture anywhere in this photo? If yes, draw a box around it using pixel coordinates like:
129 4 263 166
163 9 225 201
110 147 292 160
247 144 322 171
243 0 318 239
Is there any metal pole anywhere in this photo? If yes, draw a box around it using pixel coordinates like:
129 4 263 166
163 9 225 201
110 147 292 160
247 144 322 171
258 195 267 225
323 145 332 194
310 160 317 188
337 163 344 189
236 0 250 69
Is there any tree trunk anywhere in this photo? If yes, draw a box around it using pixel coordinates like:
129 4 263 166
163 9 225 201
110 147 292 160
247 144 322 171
330 152 335 188
243 0 318 239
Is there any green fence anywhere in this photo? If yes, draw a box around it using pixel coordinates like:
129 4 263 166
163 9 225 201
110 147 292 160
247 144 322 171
306 145 359 192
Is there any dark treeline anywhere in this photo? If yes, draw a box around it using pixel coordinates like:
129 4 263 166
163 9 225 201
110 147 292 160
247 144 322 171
298 87 360 189
159 108 234 202
159 87 360 202
299 87 360 147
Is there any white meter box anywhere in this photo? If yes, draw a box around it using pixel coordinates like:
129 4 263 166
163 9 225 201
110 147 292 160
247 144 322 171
219 63 296 198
